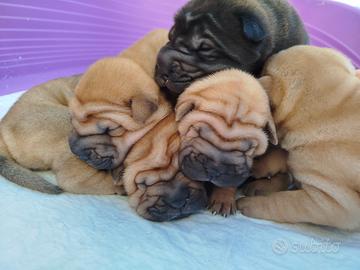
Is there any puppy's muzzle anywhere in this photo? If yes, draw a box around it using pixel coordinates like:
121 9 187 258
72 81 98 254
179 148 251 188
155 44 203 97
179 125 252 188
136 172 207 222
69 130 122 171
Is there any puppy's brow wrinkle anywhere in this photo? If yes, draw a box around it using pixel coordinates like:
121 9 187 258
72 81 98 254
203 13 224 31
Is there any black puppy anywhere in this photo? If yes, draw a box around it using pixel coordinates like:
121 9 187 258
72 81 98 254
155 0 308 100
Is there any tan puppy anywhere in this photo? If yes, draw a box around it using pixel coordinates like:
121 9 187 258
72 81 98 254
123 113 207 221
237 45 360 230
175 69 277 216
69 57 170 182
0 29 170 195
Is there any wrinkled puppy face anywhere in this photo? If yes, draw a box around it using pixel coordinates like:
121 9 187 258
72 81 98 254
132 172 207 222
176 69 277 188
69 57 170 182
123 114 207 222
155 0 271 99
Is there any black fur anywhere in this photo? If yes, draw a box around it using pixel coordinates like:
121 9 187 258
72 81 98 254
155 0 308 100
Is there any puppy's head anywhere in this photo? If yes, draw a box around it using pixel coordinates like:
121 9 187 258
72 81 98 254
69 57 171 181
123 115 207 222
155 0 308 99
130 171 207 222
176 69 277 188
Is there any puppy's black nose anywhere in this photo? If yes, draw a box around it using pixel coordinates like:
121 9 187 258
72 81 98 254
68 130 119 170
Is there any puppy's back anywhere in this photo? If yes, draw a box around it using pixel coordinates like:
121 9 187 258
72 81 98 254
263 45 360 189
0 76 81 194
119 29 169 76
263 45 359 146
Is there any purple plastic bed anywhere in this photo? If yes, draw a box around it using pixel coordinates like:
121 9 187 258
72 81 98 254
0 0 360 95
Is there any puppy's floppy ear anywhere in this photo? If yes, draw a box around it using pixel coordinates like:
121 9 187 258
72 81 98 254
175 100 195 121
237 14 266 42
258 75 277 144
265 116 278 145
131 95 158 123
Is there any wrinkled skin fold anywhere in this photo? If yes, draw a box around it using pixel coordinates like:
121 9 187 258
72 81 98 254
123 114 208 221
175 69 276 189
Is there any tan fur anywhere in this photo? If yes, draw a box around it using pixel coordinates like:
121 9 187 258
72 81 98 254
0 29 169 195
123 113 180 216
237 45 360 230
120 113 207 221
251 145 288 179
175 69 277 215
176 69 277 151
241 145 290 197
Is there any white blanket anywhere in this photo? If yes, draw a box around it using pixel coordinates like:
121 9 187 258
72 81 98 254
0 92 359 270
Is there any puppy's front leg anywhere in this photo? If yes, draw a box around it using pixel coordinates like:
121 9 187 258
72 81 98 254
237 185 360 230
209 186 237 216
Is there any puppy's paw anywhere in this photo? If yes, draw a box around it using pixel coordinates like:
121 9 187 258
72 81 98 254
243 173 290 196
236 197 259 217
209 198 236 217
236 196 271 219
208 187 237 217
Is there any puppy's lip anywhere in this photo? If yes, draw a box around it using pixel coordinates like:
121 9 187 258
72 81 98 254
164 79 191 95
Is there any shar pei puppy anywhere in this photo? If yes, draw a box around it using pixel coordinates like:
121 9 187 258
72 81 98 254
175 69 277 216
155 0 309 100
237 46 360 231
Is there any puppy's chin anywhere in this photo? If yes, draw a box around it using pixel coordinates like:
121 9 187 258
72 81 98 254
130 172 207 222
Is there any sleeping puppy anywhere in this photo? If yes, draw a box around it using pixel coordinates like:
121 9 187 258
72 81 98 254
155 0 308 100
0 29 170 195
68 29 170 175
175 69 277 215
237 46 360 230
123 113 207 221
68 56 171 183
